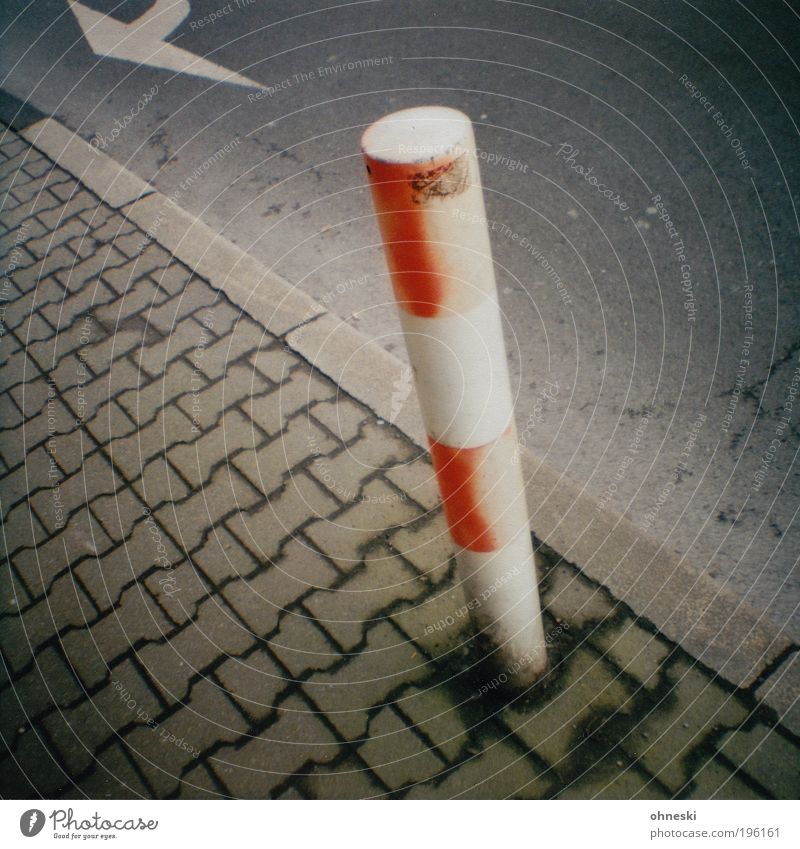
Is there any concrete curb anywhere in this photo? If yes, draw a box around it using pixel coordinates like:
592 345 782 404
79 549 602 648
10 109 795 729
20 118 155 210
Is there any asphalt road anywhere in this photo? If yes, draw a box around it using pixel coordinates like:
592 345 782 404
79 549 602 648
2 0 799 642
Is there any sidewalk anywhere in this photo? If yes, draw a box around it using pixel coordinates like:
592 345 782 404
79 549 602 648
1 121 798 800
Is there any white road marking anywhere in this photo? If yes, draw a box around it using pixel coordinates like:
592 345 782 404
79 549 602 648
68 0 261 89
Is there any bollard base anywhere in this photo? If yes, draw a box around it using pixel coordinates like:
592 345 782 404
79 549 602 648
458 537 549 691
471 623 550 692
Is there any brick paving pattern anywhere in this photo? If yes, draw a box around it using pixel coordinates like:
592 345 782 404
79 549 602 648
1 123 799 799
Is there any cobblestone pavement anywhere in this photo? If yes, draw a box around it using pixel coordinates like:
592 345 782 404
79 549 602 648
1 123 798 800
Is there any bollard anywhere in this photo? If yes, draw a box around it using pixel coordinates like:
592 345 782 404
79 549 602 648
362 106 548 687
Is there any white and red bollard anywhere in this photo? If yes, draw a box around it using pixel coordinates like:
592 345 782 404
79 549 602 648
362 106 548 687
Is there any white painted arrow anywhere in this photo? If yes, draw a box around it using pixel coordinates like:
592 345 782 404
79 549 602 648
69 0 261 89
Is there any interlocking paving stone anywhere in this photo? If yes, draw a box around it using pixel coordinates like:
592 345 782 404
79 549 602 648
232 415 337 496
0 646 82 737
117 358 202 426
4 574 97 672
215 650 289 723
248 346 292 384
132 454 190 509
81 328 145 376
303 755 384 799
93 277 169 327
85 399 138 445
29 450 120 534
167 409 252 489
304 478 420 572
3 206 60 245
150 262 191 297
592 618 673 690
388 515 455 586
175 362 270 431
196 297 241 340
123 678 247 797
145 560 208 627
310 394 368 445
40 275 116 327
41 674 155 777
542 561 617 628
304 545 423 651
404 735 551 799
5 726 70 796
193 320 263 382
73 512 182 611
89 218 137 244
48 350 93 394
102 229 152 261
686 757 763 800
309 425 416 499
107 404 197 480
396 684 470 763
307 447 377 503
144 280 218 335
0 445 56 513
350 421 417 466
1 348 40 398
84 586 173 665
0 553 34 611
557 765 666 800
268 613 340 676
358 705 444 790
390 583 473 659
101 252 169 295
210 694 337 798
223 546 337 638
1 395 75 468
225 472 339 562
715 724 800 799
0 391 24 431
72 357 145 420
303 621 427 740
191 526 257 586
2 277 65 331
67 743 151 799
155 464 261 553
136 599 254 704
383 455 440 510
176 763 224 798
501 649 636 769
36 191 98 229
755 651 800 736
25 219 88 260
136 315 206 380
12 241 75 283
622 658 750 792
12 311 55 344
13 506 114 595
245 367 334 436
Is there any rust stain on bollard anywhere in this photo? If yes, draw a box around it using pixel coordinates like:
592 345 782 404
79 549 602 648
410 154 469 202
364 156 454 317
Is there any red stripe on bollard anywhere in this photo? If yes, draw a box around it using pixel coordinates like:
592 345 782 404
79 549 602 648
429 436 500 552
365 157 460 318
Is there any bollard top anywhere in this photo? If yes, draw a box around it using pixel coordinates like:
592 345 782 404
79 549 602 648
361 106 473 165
